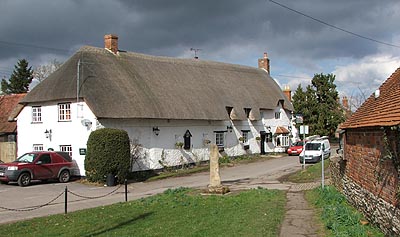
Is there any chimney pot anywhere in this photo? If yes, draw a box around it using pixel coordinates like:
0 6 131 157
258 52 270 74
104 34 118 54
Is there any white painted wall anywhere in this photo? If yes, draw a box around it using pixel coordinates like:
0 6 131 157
18 101 293 175
17 101 96 175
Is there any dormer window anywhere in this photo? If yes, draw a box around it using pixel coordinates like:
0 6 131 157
275 112 281 119
226 106 233 117
244 108 251 118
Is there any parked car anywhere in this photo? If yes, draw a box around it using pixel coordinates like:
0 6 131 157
0 151 80 187
299 138 331 163
287 141 305 156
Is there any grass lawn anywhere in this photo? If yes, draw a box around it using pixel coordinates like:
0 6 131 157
282 158 330 183
1 188 286 237
306 186 384 237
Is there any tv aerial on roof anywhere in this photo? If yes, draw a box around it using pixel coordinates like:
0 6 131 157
190 48 201 59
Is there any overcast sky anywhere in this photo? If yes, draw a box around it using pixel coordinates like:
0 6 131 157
1 0 400 107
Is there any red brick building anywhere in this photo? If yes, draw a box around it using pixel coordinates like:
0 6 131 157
336 68 400 235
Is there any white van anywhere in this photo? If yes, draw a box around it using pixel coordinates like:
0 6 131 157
299 138 330 163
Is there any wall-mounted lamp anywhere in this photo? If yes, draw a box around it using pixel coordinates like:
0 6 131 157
44 129 52 140
226 125 233 133
266 126 271 132
288 126 292 132
152 126 160 136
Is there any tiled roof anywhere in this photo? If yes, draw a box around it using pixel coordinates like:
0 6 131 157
0 94 25 133
275 126 289 134
341 67 400 129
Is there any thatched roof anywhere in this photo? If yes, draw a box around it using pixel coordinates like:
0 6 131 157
21 46 293 120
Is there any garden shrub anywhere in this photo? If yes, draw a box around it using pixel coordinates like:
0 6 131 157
84 128 131 183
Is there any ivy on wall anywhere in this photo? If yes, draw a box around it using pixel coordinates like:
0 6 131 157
379 126 400 204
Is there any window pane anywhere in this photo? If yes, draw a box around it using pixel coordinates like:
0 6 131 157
33 144 43 151
58 103 71 121
60 145 72 157
32 106 42 122
215 133 224 147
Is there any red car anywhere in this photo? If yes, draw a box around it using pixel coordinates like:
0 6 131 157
287 141 305 156
0 151 79 187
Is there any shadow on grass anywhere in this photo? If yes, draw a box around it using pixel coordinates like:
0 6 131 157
83 212 153 236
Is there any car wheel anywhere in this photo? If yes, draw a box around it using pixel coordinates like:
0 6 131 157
59 170 70 183
17 173 31 187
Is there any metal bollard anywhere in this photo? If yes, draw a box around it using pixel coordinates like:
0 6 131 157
64 186 68 214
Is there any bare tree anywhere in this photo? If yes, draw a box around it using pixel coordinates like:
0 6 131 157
348 86 368 112
33 59 62 83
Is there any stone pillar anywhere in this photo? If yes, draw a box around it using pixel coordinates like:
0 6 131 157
209 144 221 188
208 144 229 194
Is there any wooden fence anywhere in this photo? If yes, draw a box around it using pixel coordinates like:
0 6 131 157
0 142 16 163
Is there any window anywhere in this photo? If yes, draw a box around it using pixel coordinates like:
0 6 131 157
37 154 51 164
58 103 71 121
215 132 225 147
244 108 251 118
241 130 249 143
33 144 43 151
226 106 233 117
32 106 42 123
276 135 289 147
60 145 72 157
274 112 281 119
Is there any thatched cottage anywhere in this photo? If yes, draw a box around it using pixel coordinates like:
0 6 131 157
17 35 294 175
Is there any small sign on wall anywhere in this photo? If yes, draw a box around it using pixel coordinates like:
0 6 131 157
79 148 87 155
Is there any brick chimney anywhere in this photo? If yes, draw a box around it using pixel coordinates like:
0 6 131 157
258 52 270 74
283 85 291 102
342 96 349 110
104 34 118 54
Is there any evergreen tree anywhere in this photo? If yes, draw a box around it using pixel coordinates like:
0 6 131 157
1 59 33 94
292 73 344 137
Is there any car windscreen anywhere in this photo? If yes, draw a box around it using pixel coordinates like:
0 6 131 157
294 141 304 146
15 153 37 163
305 143 321 151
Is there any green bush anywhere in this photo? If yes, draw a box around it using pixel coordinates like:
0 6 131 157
84 128 131 183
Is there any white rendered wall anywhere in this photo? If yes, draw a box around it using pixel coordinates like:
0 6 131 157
18 101 293 174
17 101 96 175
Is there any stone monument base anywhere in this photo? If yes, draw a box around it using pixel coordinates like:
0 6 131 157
207 185 230 195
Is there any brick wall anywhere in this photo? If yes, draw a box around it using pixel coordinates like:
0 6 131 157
330 127 400 235
345 128 398 205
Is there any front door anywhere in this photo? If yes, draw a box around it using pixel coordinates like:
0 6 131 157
260 132 266 155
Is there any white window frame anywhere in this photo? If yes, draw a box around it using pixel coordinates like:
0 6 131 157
242 131 249 143
33 144 43 151
275 135 289 147
58 103 71 121
32 106 42 123
60 145 72 157
215 132 225 147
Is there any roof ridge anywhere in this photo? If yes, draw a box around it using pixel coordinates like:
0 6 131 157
78 45 259 72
